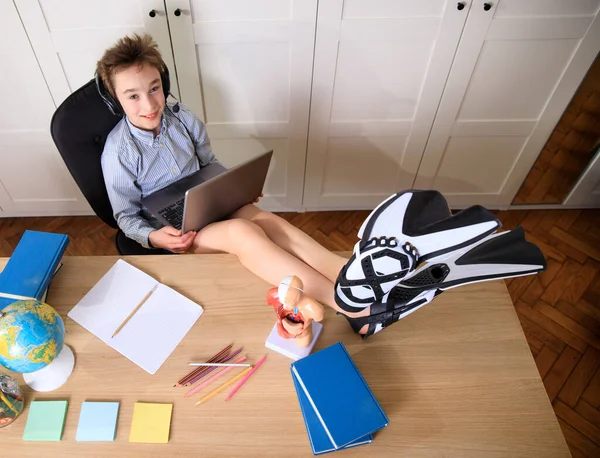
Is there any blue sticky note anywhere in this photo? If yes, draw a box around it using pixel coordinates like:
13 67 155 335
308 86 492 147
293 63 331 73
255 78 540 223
75 402 119 442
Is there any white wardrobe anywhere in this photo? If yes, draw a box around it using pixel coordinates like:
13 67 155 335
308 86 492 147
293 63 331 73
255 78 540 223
1 0 599 217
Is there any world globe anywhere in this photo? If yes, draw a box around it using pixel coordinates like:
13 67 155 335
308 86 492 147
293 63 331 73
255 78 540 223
0 300 65 374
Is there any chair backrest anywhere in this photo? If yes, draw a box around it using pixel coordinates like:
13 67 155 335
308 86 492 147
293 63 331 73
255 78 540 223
50 79 122 228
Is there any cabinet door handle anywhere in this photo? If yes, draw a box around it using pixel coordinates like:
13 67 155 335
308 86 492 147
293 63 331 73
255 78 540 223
483 2 492 11
174 8 182 16
457 2 465 10
149 9 156 18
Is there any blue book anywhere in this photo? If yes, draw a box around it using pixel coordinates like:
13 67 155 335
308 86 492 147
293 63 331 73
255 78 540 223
291 342 389 453
292 371 373 455
0 230 69 310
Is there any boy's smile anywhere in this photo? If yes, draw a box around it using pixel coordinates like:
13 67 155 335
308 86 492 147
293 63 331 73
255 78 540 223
113 63 165 136
141 111 159 121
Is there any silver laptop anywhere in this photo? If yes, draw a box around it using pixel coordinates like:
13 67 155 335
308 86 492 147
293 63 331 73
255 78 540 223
141 150 273 233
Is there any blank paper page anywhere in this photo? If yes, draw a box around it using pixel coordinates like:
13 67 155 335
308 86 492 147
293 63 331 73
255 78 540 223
68 259 203 374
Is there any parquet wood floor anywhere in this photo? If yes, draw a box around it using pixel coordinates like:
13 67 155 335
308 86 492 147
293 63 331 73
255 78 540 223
513 54 600 205
1 209 599 456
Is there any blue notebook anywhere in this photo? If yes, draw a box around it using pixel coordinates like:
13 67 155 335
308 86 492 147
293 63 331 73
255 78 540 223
291 342 388 452
0 230 69 310
292 372 373 455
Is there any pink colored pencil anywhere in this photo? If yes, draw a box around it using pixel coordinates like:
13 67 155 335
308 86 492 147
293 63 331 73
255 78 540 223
175 344 232 387
224 355 267 402
184 348 243 386
184 355 248 398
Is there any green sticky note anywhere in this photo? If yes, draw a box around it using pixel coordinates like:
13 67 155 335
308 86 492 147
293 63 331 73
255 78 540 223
23 400 68 441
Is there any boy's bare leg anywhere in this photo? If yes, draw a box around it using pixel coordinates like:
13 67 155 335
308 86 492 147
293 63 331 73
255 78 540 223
231 205 348 284
190 217 369 325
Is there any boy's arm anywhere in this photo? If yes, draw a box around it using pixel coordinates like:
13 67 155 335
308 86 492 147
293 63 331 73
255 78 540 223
101 153 157 249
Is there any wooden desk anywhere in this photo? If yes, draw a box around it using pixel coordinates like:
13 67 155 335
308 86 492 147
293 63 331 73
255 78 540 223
2 255 570 457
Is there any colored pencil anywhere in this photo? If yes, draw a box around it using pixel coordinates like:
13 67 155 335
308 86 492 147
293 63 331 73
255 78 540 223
112 284 157 338
180 346 238 387
224 355 267 402
195 366 253 406
176 345 232 386
183 347 242 387
188 362 250 367
174 344 232 387
184 348 243 386
0 391 18 416
184 356 247 398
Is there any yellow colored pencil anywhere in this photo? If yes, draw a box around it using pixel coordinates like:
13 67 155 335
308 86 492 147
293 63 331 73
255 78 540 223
0 391 18 415
195 366 253 406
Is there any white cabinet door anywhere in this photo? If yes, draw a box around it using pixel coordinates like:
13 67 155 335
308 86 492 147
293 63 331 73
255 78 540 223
303 0 470 210
167 0 318 211
16 0 178 107
0 0 89 215
414 0 600 207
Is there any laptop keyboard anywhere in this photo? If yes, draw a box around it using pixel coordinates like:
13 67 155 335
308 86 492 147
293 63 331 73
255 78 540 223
158 199 184 230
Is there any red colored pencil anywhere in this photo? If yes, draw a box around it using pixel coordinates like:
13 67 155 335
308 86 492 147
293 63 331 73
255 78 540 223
174 344 232 387
184 348 243 386
178 345 233 386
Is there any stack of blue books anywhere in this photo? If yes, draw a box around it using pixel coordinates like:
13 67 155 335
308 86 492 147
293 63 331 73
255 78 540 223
0 230 69 310
291 342 389 455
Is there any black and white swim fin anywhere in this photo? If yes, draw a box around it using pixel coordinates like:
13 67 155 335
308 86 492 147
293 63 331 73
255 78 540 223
335 190 501 313
341 227 546 338
358 190 501 261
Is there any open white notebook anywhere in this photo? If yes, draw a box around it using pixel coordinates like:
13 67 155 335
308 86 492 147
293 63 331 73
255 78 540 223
68 259 203 374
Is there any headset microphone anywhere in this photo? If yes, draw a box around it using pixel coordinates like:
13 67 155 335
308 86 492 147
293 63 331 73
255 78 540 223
169 93 181 113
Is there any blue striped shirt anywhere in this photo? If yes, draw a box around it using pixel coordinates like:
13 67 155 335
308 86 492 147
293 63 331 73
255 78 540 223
101 102 219 248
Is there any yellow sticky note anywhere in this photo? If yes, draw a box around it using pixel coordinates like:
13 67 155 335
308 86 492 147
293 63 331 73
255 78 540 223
129 403 173 443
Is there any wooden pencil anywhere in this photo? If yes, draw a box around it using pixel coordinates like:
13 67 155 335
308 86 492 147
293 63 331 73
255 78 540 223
224 355 267 402
176 346 230 386
184 348 243 386
177 345 233 387
0 391 18 416
195 366 253 406
179 346 240 387
174 344 232 387
184 355 247 398
111 284 157 338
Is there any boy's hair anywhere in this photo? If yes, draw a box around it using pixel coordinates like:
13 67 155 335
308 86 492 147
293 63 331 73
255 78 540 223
96 33 165 98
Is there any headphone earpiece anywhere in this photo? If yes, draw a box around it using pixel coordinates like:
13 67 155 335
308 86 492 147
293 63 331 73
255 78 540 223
95 63 172 117
95 72 123 116
160 63 170 99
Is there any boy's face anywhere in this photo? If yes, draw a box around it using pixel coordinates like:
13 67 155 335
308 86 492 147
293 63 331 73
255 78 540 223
113 63 165 135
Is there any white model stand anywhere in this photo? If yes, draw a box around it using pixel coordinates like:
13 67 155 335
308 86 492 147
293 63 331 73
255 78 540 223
23 344 75 392
265 322 323 361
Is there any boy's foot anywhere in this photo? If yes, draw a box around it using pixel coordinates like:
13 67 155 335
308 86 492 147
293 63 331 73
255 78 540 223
335 190 500 313
339 226 547 338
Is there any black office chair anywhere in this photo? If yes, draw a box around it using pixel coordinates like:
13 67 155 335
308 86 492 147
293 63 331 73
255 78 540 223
50 79 168 255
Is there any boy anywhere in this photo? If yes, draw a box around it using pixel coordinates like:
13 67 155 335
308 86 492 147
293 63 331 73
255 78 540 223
97 33 360 319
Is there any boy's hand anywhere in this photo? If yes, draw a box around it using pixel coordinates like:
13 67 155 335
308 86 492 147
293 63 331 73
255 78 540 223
149 227 196 254
253 192 264 204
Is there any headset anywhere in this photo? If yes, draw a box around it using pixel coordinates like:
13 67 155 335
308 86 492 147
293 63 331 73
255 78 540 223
95 64 197 151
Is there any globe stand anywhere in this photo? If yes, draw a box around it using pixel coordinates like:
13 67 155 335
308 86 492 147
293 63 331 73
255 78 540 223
23 345 75 392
